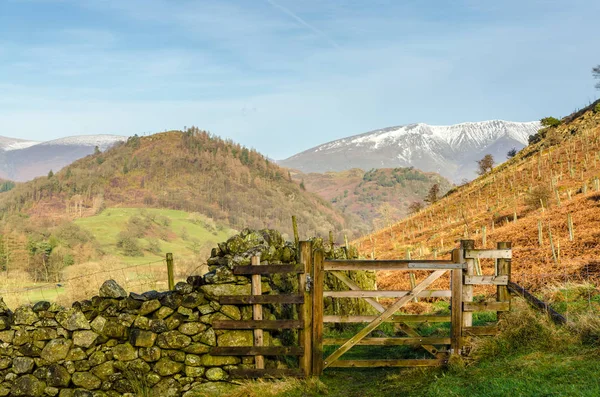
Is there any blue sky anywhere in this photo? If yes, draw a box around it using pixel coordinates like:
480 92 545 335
1 0 598 159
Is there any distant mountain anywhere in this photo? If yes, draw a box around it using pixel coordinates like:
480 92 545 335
280 120 541 182
0 134 126 181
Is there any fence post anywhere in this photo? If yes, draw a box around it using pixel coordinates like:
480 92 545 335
462 240 475 328
298 241 313 377
312 249 325 376
251 255 264 370
497 242 512 311
166 253 174 291
451 245 464 355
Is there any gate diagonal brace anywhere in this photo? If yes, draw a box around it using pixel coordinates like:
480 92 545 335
330 271 445 358
324 270 447 368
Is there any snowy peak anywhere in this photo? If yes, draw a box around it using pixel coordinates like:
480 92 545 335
0 136 40 151
38 135 126 149
280 120 540 182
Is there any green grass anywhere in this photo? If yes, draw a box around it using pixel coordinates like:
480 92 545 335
75 207 234 264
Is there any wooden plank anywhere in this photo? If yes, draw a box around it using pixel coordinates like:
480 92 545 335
323 337 451 346
328 359 447 368
219 295 304 305
323 290 451 298
210 346 304 356
451 246 464 355
465 249 512 259
462 240 475 329
464 275 509 285
323 270 447 369
323 315 451 323
312 249 325 376
213 320 304 330
233 264 303 275
298 240 313 377
324 260 461 271
331 270 447 359
463 301 510 312
462 326 499 336
251 256 264 370
229 369 304 379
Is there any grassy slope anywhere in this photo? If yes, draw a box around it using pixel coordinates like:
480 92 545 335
74 207 233 264
354 107 600 291
292 168 452 234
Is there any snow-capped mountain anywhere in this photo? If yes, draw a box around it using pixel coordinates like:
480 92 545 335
280 120 540 182
0 134 126 181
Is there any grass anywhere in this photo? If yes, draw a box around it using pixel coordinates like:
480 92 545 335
75 207 234 264
222 299 600 397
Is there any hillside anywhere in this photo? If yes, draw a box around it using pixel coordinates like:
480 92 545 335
292 167 452 234
0 134 125 181
280 120 540 182
356 102 600 292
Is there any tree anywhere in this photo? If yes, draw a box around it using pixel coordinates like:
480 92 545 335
408 201 424 214
424 183 440 204
299 179 306 191
540 117 561 128
47 170 54 179
593 65 600 90
94 146 101 156
506 148 518 159
476 154 494 175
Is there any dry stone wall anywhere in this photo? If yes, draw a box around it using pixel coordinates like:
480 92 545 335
0 228 376 396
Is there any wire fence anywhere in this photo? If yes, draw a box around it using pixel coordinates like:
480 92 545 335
0 255 204 309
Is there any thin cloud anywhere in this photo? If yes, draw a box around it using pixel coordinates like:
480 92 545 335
265 0 340 49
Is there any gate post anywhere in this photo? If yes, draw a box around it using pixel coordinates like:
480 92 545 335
497 242 512 311
462 240 475 328
312 249 325 376
298 241 313 377
450 242 465 355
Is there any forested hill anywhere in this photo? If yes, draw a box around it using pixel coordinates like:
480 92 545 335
0 128 346 238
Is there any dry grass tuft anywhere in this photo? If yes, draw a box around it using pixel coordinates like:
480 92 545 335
222 377 327 397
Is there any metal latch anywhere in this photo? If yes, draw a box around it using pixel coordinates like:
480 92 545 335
305 275 313 292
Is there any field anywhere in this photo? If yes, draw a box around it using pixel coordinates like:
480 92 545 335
1 207 235 308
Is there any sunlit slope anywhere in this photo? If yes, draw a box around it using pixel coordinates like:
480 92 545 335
356 103 600 291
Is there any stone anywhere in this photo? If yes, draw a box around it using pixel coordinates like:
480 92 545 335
153 358 184 376
198 354 240 366
129 329 157 348
117 313 136 328
14 307 38 325
196 329 216 346
150 378 181 397
178 323 207 336
0 357 11 370
184 365 205 378
0 330 14 343
181 293 206 309
111 343 137 361
44 387 60 396
32 301 51 313
154 306 174 320
164 349 185 362
67 347 88 361
182 382 237 397
200 284 252 300
160 293 183 310
32 328 58 341
139 347 161 362
129 292 147 301
133 316 150 330
164 314 183 330
90 361 114 381
217 330 253 347
56 309 91 331
138 300 161 316
19 343 42 357
149 319 168 334
72 372 102 390
184 354 202 367
183 343 210 355
220 305 242 320
98 280 127 299
10 374 46 396
174 282 193 294
73 330 99 348
197 304 214 315
205 367 227 381
89 351 106 367
102 320 128 340
156 331 191 349
90 316 107 334
41 339 72 363
0 297 11 315
12 357 35 374
73 360 91 372
0 316 11 331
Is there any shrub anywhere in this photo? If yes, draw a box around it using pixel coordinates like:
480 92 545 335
540 116 561 128
595 102 600 113
525 185 552 209
506 148 518 158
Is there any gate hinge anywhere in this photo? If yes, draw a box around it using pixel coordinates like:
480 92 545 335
305 275 313 292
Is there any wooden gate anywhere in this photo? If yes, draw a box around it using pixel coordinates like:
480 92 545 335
207 239 512 378
309 240 513 375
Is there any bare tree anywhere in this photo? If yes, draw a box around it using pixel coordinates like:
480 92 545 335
424 183 440 204
408 201 424 215
476 154 495 175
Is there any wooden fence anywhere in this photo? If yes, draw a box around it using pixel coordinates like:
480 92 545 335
211 239 512 377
